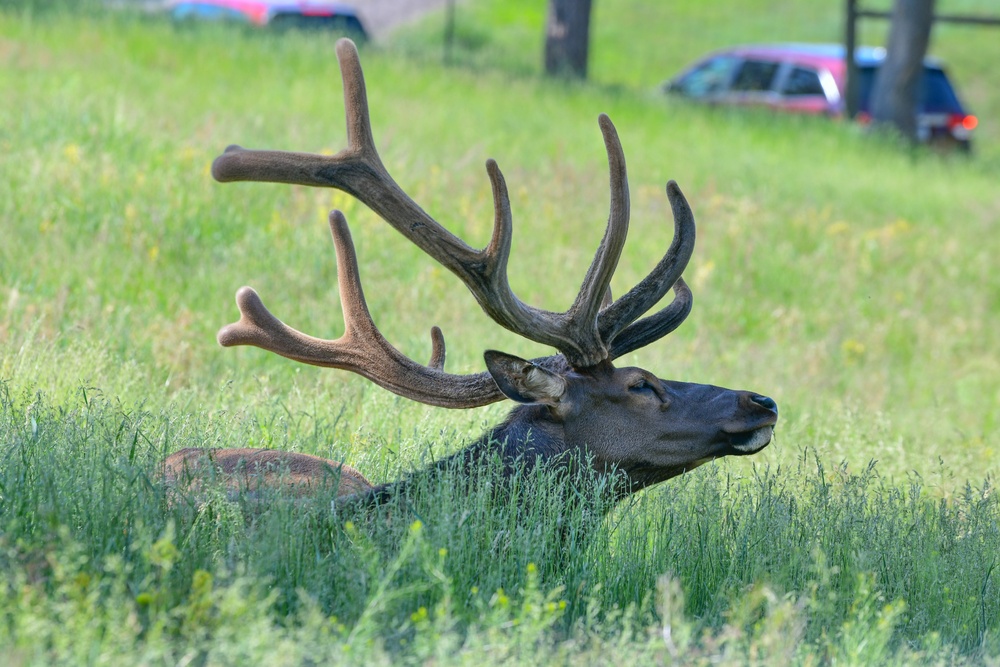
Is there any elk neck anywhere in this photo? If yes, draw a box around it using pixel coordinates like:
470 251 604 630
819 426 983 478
357 403 628 509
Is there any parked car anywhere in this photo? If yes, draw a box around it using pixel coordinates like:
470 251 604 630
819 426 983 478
168 0 367 38
663 43 977 150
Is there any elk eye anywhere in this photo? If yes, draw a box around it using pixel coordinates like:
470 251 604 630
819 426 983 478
630 379 656 394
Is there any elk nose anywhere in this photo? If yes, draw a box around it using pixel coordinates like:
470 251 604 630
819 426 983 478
750 394 778 414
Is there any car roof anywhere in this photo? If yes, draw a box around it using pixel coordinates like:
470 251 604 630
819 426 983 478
170 0 357 12
716 43 945 69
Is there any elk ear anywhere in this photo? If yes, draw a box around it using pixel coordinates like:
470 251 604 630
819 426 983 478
484 350 567 405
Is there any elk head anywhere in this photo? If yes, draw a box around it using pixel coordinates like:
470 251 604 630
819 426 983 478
168 39 777 505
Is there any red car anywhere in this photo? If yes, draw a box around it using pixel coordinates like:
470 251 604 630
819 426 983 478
168 0 366 37
664 43 977 149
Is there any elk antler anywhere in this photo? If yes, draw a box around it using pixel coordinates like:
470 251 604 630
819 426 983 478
213 39 695 402
218 211 507 408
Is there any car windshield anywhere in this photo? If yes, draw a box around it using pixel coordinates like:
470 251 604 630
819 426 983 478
856 66 964 114
671 55 739 97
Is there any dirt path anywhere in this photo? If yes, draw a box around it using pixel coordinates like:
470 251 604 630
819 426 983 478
350 0 452 41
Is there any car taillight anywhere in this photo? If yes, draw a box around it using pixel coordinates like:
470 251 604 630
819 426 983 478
947 114 977 132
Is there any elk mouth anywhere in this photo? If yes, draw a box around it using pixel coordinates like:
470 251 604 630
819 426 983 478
726 426 774 455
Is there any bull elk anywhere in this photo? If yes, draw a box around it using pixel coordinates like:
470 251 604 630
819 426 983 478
164 39 778 510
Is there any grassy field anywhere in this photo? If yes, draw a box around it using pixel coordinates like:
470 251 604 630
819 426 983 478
1 1 999 663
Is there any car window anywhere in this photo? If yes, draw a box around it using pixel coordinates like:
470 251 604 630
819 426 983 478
782 66 826 96
856 67 876 109
172 3 249 22
731 60 780 92
269 13 365 32
856 65 964 114
920 69 963 113
672 56 739 97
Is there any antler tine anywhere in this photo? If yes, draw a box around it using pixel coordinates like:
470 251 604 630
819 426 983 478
598 180 696 348
211 39 476 264
608 278 692 360
561 114 630 365
428 326 446 371
217 211 505 408
336 38 379 162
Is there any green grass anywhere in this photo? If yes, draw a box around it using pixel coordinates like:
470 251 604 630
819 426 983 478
2 3 1000 663
3 386 999 664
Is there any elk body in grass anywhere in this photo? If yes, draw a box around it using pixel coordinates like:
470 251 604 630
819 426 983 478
163 39 778 510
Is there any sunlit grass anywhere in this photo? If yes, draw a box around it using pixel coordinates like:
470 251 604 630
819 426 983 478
1 5 999 663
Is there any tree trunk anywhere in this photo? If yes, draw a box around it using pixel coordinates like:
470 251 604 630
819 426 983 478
544 0 593 79
870 0 936 142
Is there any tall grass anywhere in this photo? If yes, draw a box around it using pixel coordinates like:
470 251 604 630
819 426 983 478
1 4 999 663
2 384 998 663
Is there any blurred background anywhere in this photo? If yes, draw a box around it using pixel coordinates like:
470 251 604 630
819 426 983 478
3 1 1000 661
